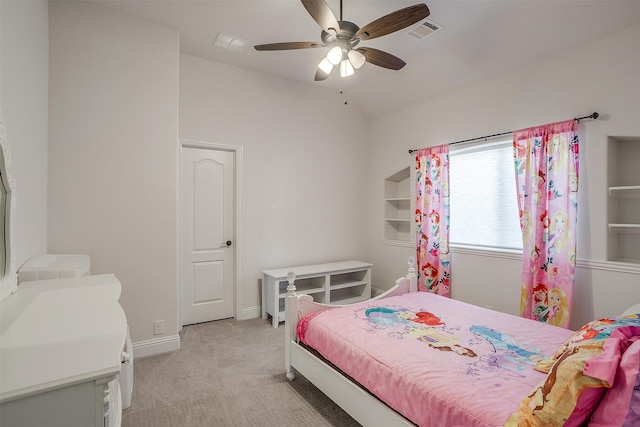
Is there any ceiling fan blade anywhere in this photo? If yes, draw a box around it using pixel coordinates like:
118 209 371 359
356 4 430 41
301 0 340 34
358 47 406 70
254 42 323 51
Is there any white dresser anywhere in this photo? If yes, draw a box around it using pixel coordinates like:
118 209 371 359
0 274 128 427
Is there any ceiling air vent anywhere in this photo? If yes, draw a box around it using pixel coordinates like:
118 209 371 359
407 19 441 40
213 33 247 52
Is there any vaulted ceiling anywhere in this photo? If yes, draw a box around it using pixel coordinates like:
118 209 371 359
92 0 640 118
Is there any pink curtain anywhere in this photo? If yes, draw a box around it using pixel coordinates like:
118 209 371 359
415 145 450 296
513 120 579 328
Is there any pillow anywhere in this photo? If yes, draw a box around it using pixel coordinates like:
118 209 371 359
505 316 640 427
623 303 640 316
589 335 640 426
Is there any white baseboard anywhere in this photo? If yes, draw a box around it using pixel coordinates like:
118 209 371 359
132 334 180 358
132 307 264 357
237 305 260 320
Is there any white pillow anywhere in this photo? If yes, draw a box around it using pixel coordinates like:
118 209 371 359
623 303 640 316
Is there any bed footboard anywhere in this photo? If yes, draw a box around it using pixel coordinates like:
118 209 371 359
284 256 417 379
283 257 417 424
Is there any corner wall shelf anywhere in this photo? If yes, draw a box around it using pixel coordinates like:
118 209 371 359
384 167 412 243
609 186 640 196
607 136 640 263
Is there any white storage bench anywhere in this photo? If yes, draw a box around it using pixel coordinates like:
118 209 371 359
262 260 372 328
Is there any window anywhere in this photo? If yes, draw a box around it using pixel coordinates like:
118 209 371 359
449 138 522 251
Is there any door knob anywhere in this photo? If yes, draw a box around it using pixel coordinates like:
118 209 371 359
220 240 232 248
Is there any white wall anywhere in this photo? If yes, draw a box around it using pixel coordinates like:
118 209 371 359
47 2 370 349
0 1 49 300
369 25 640 330
47 2 180 345
179 54 371 314
7 1 637 351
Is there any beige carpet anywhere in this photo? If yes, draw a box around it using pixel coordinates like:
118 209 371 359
122 318 360 426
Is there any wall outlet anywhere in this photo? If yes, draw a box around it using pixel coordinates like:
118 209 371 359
153 320 164 335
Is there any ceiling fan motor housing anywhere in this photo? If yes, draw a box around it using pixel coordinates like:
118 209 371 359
321 20 360 50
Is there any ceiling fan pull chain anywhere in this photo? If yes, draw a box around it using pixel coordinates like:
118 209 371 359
340 89 349 106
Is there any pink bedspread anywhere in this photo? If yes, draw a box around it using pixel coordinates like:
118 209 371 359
298 292 574 427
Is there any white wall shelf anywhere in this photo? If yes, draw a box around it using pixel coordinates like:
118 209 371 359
609 224 640 229
384 167 412 243
262 261 372 328
609 185 640 195
607 136 640 263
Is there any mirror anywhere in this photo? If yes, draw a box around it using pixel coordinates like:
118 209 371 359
0 114 17 301
0 166 5 275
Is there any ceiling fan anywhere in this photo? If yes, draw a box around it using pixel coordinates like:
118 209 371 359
254 0 430 81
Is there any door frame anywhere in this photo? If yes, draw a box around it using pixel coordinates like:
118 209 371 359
177 139 243 330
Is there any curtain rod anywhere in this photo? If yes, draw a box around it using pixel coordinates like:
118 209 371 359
408 112 599 155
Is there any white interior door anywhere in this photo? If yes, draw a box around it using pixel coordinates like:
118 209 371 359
180 146 234 326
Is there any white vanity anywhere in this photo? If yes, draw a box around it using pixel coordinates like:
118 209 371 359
1 103 130 426
0 274 129 427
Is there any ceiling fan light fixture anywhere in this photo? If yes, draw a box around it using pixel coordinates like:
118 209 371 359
340 59 354 77
254 0 428 81
326 46 343 65
318 57 334 75
347 49 366 69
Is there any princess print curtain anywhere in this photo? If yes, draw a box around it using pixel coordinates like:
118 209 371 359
513 120 579 328
415 145 451 296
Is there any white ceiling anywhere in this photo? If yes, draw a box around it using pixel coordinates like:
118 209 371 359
90 0 640 118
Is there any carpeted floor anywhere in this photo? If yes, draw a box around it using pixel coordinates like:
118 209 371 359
122 318 360 426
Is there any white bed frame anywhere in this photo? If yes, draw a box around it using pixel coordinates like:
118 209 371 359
284 257 418 426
